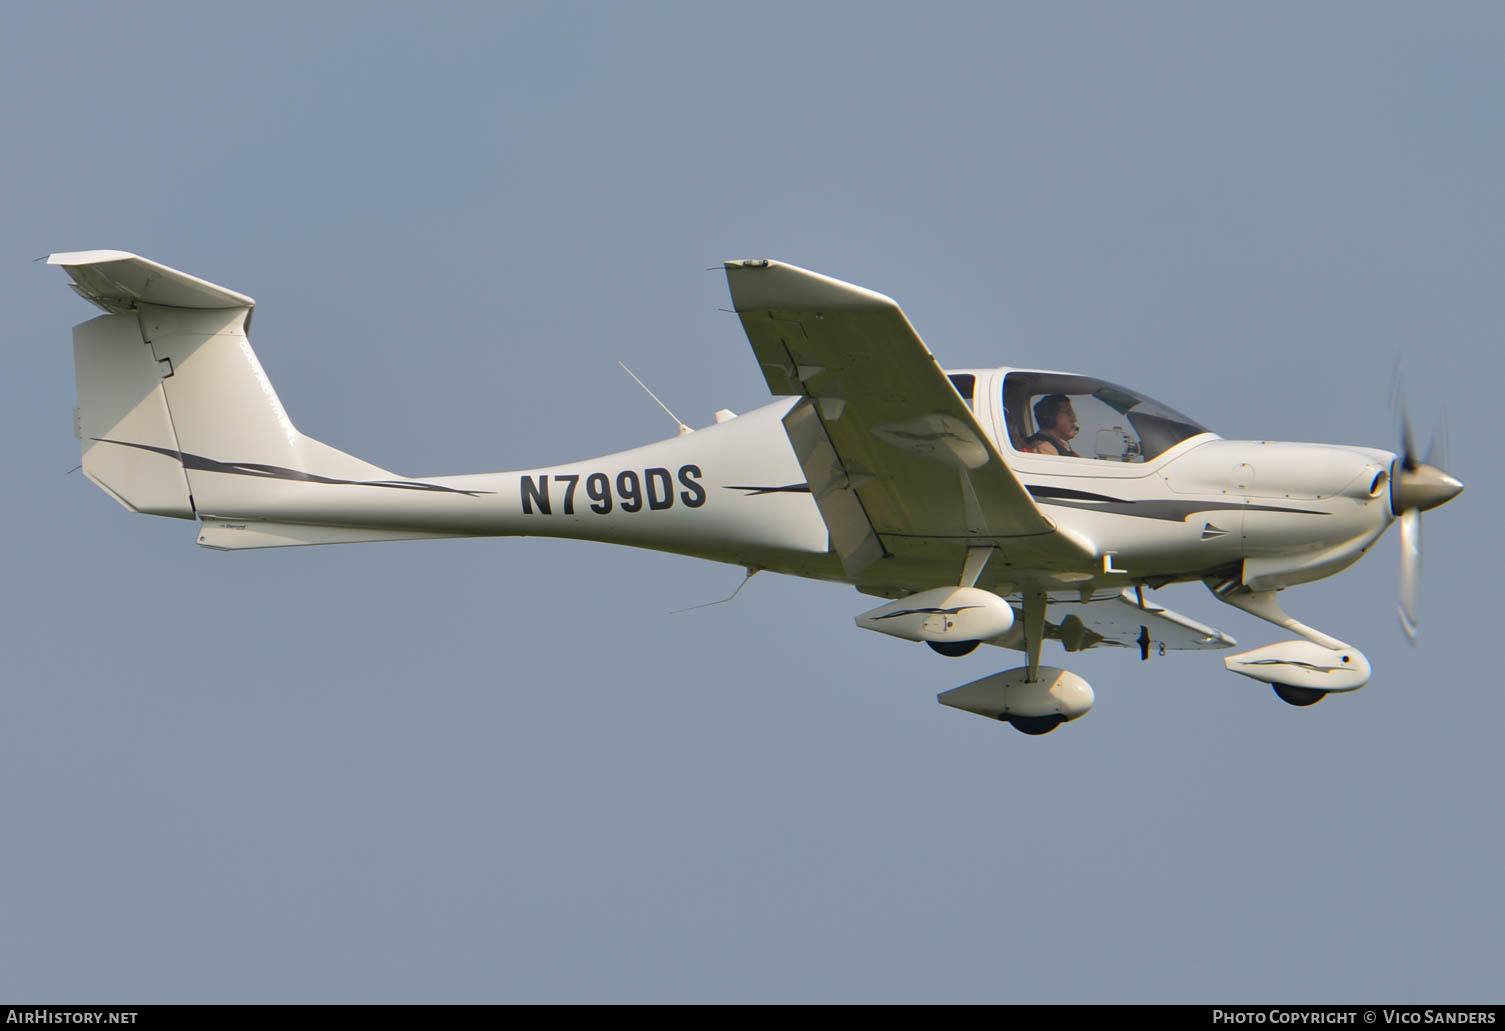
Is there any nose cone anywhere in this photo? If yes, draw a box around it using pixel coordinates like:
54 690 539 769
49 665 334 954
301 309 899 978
1392 462 1465 514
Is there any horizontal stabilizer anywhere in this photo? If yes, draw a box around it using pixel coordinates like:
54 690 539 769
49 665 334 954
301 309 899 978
48 251 255 322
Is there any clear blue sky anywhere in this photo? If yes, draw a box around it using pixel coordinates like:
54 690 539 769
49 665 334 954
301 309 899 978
3 2 1500 1002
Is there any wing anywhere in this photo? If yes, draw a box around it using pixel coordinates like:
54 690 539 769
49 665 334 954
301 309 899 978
989 588 1236 654
724 259 1094 578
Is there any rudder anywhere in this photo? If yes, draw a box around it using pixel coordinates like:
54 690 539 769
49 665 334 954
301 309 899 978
73 312 196 518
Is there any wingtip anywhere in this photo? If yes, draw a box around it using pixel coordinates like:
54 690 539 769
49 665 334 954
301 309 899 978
721 259 899 311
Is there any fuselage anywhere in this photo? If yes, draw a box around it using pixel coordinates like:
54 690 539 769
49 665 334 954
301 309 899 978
194 366 1398 599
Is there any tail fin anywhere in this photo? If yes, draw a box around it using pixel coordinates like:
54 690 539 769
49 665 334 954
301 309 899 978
53 251 393 519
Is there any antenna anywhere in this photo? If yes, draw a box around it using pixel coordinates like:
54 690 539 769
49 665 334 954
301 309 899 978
619 362 692 436
671 567 759 614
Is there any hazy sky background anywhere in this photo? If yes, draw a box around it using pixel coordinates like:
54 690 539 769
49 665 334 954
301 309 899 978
3 3 1500 1003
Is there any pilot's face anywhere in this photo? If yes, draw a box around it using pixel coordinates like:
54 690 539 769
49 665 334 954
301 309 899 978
1052 403 1079 439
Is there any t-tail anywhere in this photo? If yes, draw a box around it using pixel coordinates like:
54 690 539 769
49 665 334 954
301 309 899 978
53 250 476 549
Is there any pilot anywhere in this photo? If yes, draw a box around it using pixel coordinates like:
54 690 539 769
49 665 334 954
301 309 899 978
1025 394 1081 457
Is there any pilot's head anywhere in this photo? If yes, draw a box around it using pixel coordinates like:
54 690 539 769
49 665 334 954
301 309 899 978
1034 394 1079 439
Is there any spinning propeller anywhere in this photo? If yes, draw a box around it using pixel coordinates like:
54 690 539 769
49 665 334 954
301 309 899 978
1391 396 1463 644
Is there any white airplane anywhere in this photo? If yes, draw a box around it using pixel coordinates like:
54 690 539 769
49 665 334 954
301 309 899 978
49 251 1463 734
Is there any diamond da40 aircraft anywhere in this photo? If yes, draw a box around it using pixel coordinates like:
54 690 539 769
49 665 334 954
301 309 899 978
50 251 1463 734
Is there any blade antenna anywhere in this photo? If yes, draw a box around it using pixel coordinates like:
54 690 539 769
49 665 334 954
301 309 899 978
619 362 692 436
671 567 760 614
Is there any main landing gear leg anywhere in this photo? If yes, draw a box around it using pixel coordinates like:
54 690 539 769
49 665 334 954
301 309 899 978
1023 588 1047 684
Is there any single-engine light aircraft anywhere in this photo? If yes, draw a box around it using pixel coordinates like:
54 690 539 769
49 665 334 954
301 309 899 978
50 251 1463 734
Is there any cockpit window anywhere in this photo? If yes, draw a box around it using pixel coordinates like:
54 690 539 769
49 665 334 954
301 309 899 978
947 373 976 401
1002 372 1211 462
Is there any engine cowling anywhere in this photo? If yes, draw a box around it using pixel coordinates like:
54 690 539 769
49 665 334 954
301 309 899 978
855 587 1014 645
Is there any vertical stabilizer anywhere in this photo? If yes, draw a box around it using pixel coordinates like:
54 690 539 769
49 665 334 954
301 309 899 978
53 251 394 519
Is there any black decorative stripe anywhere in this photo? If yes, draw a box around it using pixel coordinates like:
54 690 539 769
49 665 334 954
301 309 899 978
872 606 982 620
93 439 493 497
724 483 812 496
1035 497 1327 522
1025 482 1325 521
1024 484 1124 503
1241 658 1347 674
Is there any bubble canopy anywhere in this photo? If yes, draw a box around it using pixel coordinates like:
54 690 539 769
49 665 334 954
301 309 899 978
1001 371 1214 462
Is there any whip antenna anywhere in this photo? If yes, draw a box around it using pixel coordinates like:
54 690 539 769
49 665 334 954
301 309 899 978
619 362 692 436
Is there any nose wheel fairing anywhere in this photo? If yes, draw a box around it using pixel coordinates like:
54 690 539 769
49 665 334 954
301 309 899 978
938 666 1095 729
1208 581 1373 696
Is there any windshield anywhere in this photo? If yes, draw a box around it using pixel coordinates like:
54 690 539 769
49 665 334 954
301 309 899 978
1001 372 1212 462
